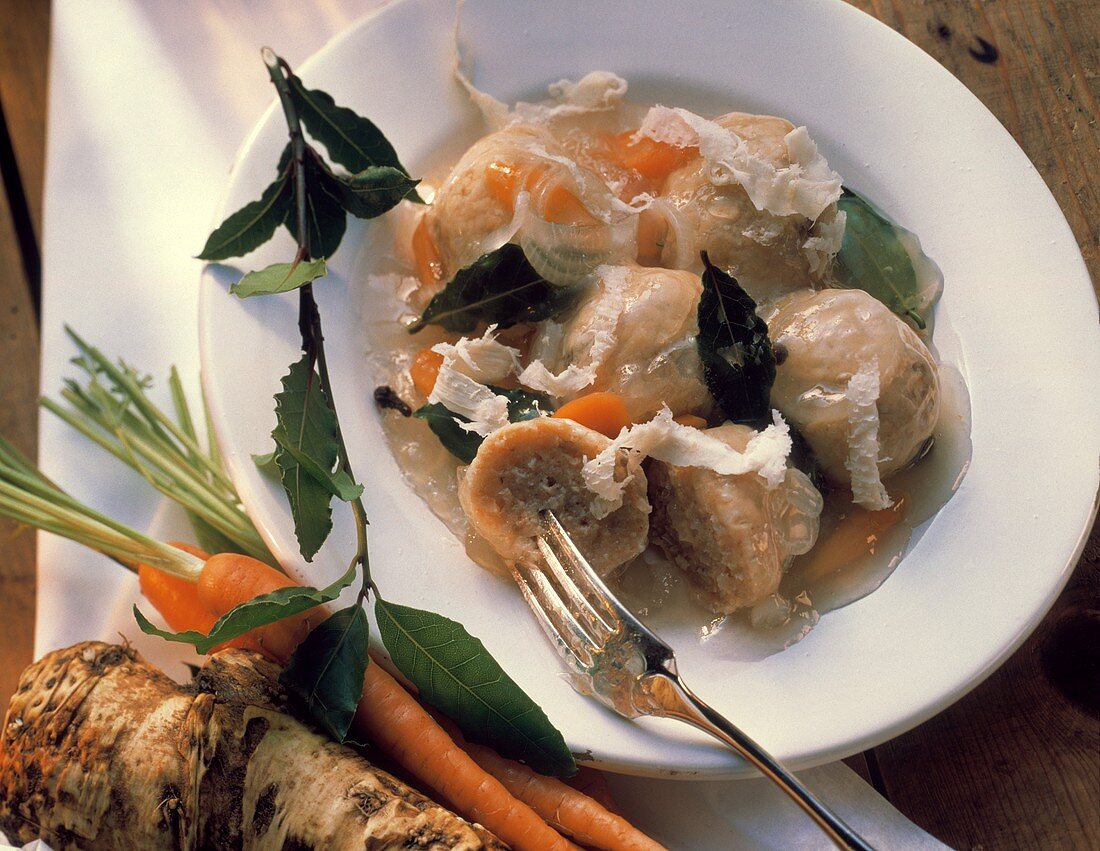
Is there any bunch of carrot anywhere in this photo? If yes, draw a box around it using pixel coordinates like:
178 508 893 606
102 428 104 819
140 544 664 851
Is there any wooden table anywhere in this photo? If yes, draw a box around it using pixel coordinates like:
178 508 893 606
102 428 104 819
1 1 1096 847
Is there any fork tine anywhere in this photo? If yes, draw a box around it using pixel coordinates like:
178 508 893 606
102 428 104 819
539 510 617 609
510 562 597 671
536 534 616 642
540 509 674 653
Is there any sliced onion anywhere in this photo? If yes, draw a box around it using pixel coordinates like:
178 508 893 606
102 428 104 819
520 213 635 286
644 197 696 270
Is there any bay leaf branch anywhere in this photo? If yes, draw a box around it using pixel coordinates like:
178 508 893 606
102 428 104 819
286 72 423 203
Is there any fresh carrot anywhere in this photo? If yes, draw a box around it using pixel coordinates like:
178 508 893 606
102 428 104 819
797 494 908 584
605 132 696 182
553 392 632 438
196 553 317 663
672 414 708 429
411 216 444 286
139 558 217 635
138 542 264 654
410 347 445 397
564 767 618 813
445 724 666 851
355 662 579 851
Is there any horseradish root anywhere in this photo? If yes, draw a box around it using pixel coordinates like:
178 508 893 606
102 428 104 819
0 642 505 850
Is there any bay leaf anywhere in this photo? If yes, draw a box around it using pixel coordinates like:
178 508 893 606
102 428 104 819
281 604 370 742
375 597 577 777
696 252 776 426
231 258 328 298
412 403 481 463
198 174 292 261
834 187 928 329
325 164 421 220
410 244 584 334
295 154 347 260
271 428 364 501
272 355 342 560
414 386 555 463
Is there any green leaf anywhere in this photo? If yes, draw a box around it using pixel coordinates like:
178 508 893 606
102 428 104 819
286 73 422 203
834 187 928 329
414 387 555 463
696 252 776 426
291 153 347 260
253 451 278 473
271 429 364 501
133 558 358 654
413 403 482 463
375 598 576 777
231 258 328 298
273 355 343 560
324 165 421 220
198 174 293 261
281 604 370 741
410 244 584 334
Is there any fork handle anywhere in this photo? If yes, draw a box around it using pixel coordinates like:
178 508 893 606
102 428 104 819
650 671 876 851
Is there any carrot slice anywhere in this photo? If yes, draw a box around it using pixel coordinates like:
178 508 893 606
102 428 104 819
485 159 592 225
635 208 668 266
411 216 444 286
486 160 525 210
541 184 595 226
606 132 696 181
410 347 445 397
672 414 708 429
553 392 632 438
797 494 908 583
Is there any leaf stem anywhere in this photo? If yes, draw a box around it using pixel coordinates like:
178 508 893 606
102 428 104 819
0 450 205 581
43 383 273 565
310 299 372 592
263 49 310 262
263 49 372 591
905 308 927 330
64 327 239 493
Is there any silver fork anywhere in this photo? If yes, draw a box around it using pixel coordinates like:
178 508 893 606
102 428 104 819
510 509 875 851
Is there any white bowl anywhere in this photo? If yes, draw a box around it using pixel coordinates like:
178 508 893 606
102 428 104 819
199 0 1100 777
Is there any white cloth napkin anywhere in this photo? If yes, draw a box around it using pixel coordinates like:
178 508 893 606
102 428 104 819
35 1 950 848
0 838 51 851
